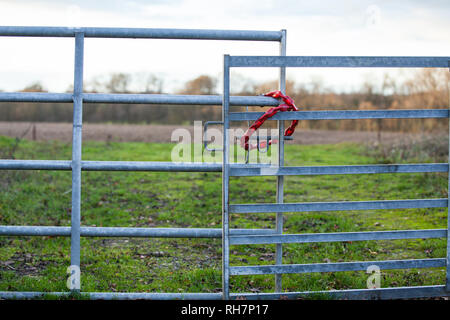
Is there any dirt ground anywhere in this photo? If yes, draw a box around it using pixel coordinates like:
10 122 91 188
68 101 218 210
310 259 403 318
0 121 421 145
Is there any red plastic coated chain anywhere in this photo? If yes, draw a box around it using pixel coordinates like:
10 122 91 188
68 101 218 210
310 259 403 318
240 91 299 151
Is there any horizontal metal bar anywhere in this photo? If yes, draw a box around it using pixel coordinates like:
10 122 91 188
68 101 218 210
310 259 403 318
0 92 73 103
235 135 293 141
228 56 450 68
229 109 450 121
0 226 275 238
0 160 223 172
231 285 450 300
0 92 279 106
0 26 282 41
1 286 449 300
5 161 447 175
0 291 222 300
84 93 279 106
230 258 446 275
230 229 447 245
1 286 448 300
0 160 274 172
82 161 223 172
230 163 449 177
230 199 448 214
0 160 72 170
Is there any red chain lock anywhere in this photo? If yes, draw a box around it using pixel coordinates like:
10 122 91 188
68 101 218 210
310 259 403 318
240 90 299 151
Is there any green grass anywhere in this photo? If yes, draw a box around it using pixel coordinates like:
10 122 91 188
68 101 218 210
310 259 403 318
0 135 448 297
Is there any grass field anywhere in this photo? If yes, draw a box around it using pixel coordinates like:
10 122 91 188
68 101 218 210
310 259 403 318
0 135 448 297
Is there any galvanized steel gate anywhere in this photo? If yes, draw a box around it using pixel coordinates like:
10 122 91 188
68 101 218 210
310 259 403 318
0 26 449 300
0 26 285 300
222 55 450 299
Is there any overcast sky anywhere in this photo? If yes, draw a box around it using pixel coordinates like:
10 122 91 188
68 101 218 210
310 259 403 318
0 0 449 93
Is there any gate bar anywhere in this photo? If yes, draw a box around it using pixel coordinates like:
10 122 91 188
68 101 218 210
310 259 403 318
0 160 223 171
2 286 449 300
230 163 449 176
0 291 222 300
0 92 280 106
232 285 450 300
229 229 447 245
1 161 448 175
0 160 221 171
0 26 282 41
230 109 450 121
228 56 450 68
0 92 72 102
230 199 448 213
229 258 446 275
1 285 450 300
0 226 275 237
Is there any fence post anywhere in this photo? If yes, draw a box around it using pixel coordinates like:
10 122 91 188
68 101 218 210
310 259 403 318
275 29 287 293
70 32 84 292
222 54 231 300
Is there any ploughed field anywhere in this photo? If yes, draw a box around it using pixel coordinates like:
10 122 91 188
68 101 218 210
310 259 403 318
0 121 420 145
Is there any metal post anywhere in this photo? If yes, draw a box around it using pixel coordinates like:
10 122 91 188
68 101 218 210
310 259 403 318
446 60 450 291
275 29 287 293
222 54 231 299
71 32 84 292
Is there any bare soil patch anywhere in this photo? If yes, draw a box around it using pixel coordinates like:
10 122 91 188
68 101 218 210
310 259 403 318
0 121 424 145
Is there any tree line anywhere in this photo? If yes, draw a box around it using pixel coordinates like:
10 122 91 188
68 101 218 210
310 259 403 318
0 69 448 133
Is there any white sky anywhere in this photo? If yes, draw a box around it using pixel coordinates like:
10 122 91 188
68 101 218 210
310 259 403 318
0 0 449 93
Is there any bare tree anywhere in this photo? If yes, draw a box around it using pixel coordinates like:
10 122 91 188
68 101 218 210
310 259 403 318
179 75 217 95
106 73 131 93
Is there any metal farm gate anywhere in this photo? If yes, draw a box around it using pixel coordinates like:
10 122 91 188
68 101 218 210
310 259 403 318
0 26 449 300
221 55 450 300
0 26 286 300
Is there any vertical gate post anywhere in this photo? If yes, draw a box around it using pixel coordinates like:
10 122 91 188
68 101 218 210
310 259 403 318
70 32 84 292
446 60 450 292
222 54 231 299
275 29 287 293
